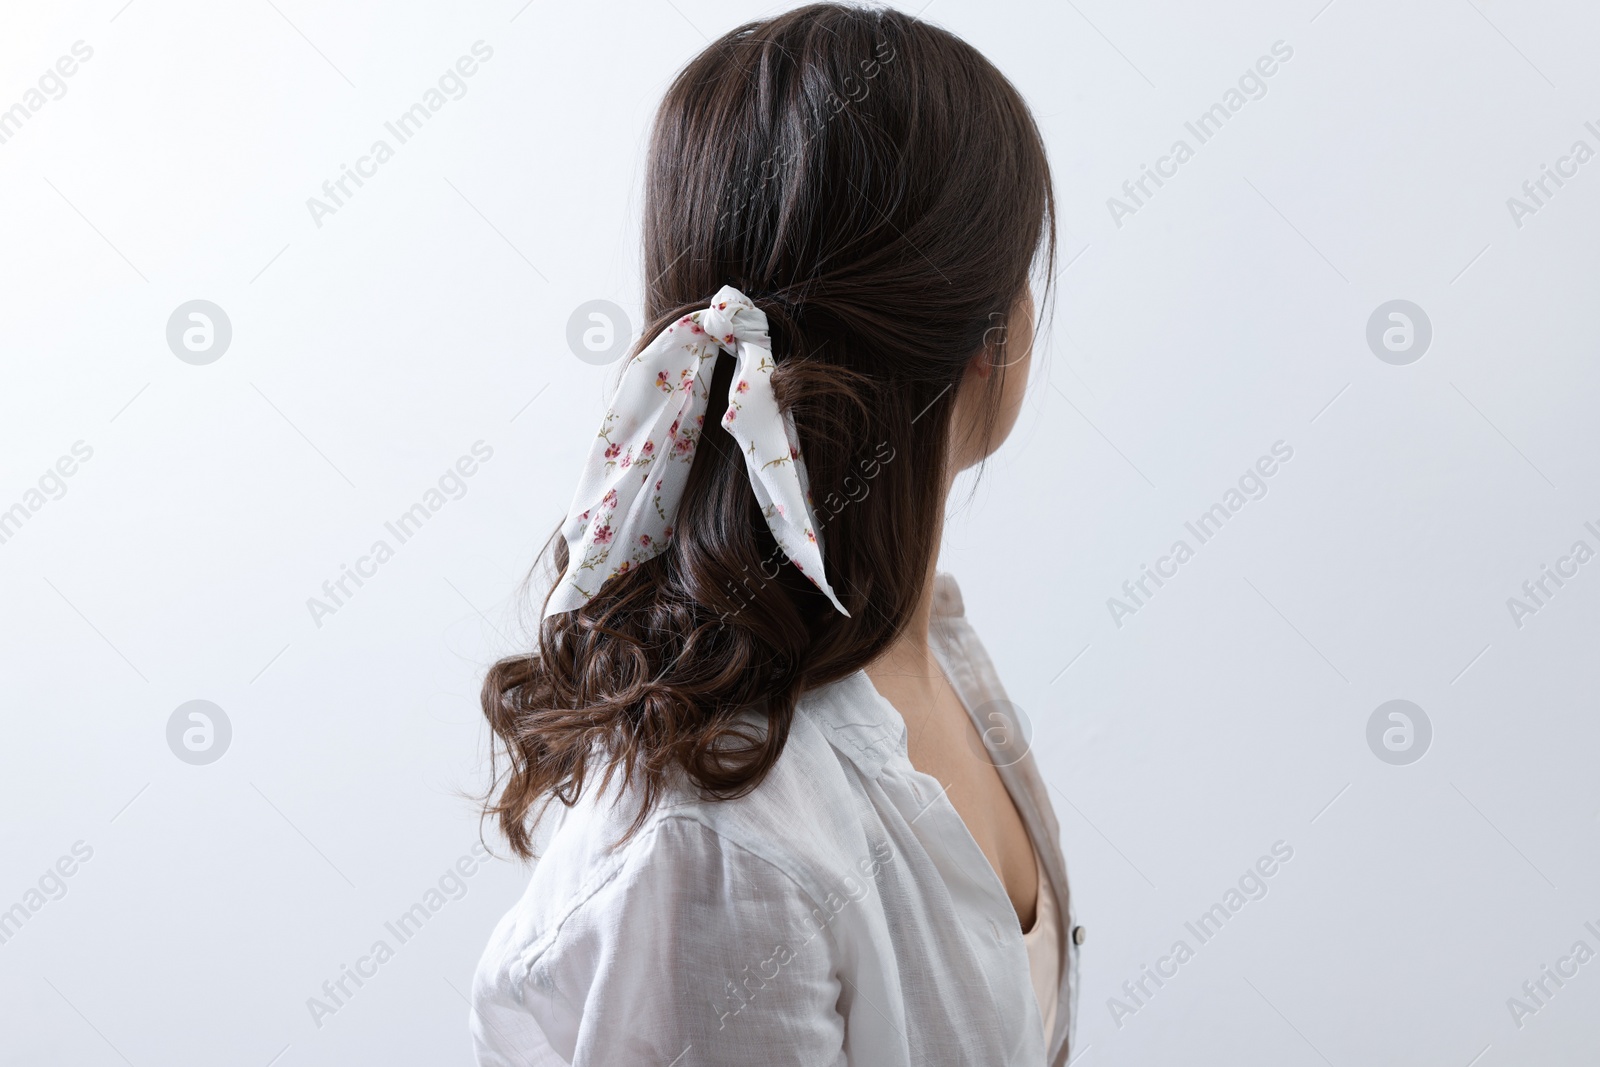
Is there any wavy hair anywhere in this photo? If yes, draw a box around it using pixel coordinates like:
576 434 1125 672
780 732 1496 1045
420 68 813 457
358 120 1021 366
482 2 1055 856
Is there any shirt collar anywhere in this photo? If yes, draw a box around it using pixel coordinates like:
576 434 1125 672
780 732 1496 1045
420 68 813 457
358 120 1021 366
800 669 908 779
930 570 965 619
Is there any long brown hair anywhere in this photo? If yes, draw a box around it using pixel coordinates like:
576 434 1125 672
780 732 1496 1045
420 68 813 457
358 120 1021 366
482 2 1055 856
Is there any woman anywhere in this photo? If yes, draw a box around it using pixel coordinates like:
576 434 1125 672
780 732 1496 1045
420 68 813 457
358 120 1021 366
471 5 1076 1064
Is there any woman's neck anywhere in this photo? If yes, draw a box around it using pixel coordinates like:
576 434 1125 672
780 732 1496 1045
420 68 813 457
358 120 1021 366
865 530 944 698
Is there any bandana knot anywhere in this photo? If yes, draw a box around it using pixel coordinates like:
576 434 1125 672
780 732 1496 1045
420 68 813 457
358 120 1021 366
545 285 849 620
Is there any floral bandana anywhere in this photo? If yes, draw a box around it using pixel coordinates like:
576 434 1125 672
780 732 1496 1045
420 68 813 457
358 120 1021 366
545 285 849 619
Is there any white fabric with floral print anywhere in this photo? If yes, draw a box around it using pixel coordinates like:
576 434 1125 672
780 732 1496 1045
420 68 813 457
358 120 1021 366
545 285 848 618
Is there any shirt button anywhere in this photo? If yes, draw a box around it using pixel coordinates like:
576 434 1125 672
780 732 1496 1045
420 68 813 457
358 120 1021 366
1072 926 1086 945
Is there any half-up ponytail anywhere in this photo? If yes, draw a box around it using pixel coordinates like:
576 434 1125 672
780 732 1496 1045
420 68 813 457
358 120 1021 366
481 2 1055 856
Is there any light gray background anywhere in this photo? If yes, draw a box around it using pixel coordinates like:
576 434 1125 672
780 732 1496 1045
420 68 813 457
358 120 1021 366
2 0 1596 1064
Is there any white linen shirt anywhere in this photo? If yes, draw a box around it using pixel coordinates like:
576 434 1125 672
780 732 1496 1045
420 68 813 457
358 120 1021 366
470 573 1077 1066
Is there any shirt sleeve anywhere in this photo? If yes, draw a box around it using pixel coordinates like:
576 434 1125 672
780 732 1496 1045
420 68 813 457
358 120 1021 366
522 814 848 1066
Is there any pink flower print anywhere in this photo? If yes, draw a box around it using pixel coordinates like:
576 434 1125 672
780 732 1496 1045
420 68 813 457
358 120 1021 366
717 301 727 310
579 509 590 521
776 503 786 518
655 479 664 490
694 414 704 426
663 525 673 538
617 560 630 574
602 488 618 507
724 409 736 422
639 534 651 546
620 453 632 469
806 529 816 543
668 418 680 437
593 524 613 545
604 443 621 460
680 379 694 393
735 380 750 394
723 333 735 345
680 315 694 326
674 435 694 455
789 445 800 460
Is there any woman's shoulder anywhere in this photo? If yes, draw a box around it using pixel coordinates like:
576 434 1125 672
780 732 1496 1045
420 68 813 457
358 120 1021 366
471 773 866 1061
483 680 893 968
